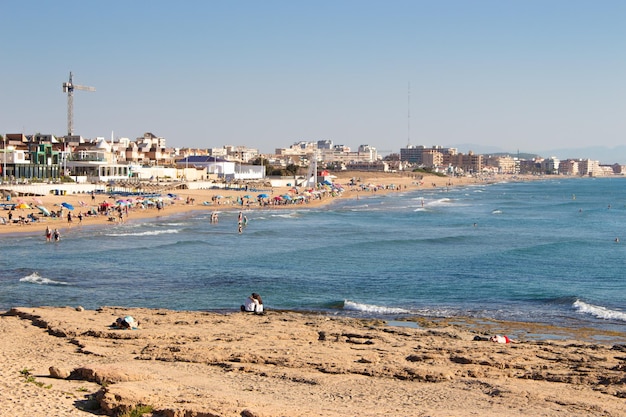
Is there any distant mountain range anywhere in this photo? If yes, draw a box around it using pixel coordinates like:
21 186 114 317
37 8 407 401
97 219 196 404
451 143 626 166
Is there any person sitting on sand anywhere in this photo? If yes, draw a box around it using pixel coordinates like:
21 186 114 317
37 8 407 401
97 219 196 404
112 316 139 329
489 334 512 344
240 293 264 313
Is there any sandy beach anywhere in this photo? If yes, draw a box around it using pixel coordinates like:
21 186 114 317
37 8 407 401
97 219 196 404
4 172 623 417
0 171 479 237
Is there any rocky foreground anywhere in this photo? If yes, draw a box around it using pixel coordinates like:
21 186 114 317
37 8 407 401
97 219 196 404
1 306 625 416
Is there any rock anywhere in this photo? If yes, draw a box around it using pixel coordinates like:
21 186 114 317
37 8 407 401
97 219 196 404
49 366 71 379
69 365 148 384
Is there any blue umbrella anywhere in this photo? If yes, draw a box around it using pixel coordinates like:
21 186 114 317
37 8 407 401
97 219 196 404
61 202 74 211
257 193 269 199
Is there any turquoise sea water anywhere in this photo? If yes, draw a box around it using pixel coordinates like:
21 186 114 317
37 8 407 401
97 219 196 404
1 177 625 338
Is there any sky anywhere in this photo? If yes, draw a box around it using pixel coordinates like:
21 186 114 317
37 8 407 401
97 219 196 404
2 1 625 162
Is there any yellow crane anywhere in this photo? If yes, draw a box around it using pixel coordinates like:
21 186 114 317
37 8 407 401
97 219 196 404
62 72 95 136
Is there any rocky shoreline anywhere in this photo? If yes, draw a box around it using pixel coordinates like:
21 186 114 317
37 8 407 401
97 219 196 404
2 306 625 416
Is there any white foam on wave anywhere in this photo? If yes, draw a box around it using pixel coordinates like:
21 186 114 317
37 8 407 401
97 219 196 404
573 300 626 322
105 229 179 237
428 198 453 207
347 204 370 211
270 212 300 219
344 300 411 315
19 272 68 286
492 209 503 214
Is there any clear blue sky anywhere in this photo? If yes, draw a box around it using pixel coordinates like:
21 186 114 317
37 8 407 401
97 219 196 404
2 1 625 160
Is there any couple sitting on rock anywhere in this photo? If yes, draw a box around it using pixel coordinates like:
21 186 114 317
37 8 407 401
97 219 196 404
240 293 264 314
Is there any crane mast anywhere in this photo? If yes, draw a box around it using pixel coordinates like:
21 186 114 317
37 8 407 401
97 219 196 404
62 72 95 136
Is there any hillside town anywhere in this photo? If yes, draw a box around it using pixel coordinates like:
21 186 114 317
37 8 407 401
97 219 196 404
0 131 624 185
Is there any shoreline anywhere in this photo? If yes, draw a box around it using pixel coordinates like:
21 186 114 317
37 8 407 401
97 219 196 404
0 172 542 236
3 301 625 347
2 305 625 416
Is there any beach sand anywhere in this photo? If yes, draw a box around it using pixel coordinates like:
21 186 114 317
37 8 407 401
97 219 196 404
0 171 474 236
5 172 622 416
1 306 625 417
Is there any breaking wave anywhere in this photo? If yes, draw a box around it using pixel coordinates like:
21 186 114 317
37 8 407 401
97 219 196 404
573 300 626 322
105 229 179 237
343 300 411 315
19 272 68 286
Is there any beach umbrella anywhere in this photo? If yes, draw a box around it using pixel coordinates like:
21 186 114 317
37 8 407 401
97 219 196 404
16 203 31 209
61 202 74 211
243 195 252 199
215 195 223 199
37 206 51 216
257 193 269 199
282 194 292 200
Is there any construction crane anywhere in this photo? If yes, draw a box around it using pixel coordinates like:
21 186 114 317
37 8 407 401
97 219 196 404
62 72 95 136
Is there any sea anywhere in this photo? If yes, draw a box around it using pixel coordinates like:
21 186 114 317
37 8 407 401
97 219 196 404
2 177 625 341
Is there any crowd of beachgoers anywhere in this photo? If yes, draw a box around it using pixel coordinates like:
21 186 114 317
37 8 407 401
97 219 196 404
0 171 486 235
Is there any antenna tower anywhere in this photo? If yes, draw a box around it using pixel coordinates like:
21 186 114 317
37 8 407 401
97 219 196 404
407 82 411 147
